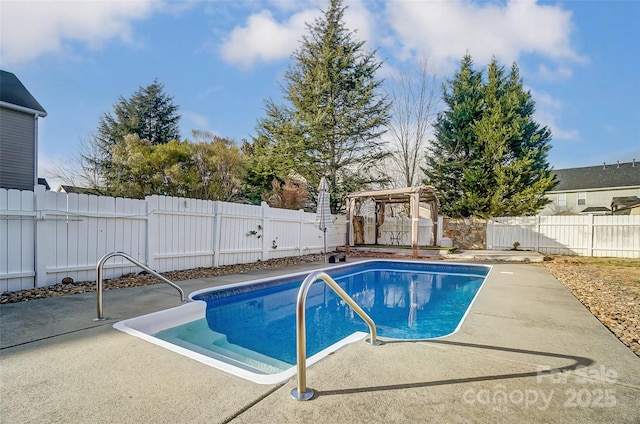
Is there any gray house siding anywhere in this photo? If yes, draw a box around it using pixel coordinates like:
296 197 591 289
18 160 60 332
0 107 36 191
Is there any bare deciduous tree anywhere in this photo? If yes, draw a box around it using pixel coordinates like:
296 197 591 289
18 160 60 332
385 57 439 187
41 133 104 193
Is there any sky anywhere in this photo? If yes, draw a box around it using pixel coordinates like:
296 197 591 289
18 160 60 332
1 0 639 190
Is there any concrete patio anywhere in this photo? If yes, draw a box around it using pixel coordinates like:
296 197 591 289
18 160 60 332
1 258 638 423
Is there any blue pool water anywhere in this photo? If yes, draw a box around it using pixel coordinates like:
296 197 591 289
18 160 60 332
154 260 489 370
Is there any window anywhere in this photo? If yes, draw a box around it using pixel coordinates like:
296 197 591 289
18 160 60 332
558 193 566 207
578 192 587 206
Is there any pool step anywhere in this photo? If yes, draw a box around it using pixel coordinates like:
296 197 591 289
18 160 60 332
156 319 291 374
166 336 291 374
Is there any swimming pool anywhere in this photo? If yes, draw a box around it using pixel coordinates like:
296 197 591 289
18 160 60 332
114 260 491 384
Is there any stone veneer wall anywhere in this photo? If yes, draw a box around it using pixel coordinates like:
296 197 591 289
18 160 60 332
442 218 487 249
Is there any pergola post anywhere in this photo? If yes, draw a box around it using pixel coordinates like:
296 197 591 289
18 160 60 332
345 197 354 254
410 192 420 258
431 200 439 246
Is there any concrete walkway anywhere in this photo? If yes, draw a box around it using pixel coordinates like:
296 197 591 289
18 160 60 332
1 259 638 423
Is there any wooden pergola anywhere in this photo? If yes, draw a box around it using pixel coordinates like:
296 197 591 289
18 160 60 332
345 186 439 258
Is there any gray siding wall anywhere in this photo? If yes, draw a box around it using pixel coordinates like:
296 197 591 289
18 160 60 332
0 107 36 191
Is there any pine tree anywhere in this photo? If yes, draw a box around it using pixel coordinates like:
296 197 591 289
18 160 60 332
85 79 181 193
97 79 180 147
424 55 484 217
424 55 556 217
249 0 391 212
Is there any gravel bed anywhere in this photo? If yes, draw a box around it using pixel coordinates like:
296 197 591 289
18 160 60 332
1 253 638 357
0 254 327 304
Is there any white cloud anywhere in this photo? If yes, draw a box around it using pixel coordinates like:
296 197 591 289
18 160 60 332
220 8 319 68
182 111 211 133
266 0 324 13
342 0 375 45
220 0 375 68
531 89 580 141
385 0 584 74
537 64 573 81
0 0 159 66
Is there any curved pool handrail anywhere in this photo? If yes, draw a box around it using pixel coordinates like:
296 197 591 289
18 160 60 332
291 271 381 401
93 251 186 321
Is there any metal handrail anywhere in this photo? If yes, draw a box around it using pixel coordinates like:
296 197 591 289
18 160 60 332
93 251 186 321
290 271 381 401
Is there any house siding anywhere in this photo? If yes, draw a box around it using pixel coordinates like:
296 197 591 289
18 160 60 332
0 107 36 191
542 187 640 215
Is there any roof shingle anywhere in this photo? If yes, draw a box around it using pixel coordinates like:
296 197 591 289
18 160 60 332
552 161 640 191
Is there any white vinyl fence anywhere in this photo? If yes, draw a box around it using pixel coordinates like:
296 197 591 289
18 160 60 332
0 186 345 292
361 216 434 246
487 215 640 258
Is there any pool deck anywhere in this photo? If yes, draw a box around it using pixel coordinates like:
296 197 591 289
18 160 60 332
1 256 638 423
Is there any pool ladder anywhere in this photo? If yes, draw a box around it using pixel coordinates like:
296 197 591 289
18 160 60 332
291 271 381 401
93 251 186 321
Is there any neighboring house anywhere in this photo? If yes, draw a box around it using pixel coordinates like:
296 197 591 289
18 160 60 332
612 197 640 215
0 70 47 191
37 178 51 190
614 203 640 215
541 161 640 215
57 185 92 195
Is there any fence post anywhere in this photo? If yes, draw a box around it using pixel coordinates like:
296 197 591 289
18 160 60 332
34 186 54 287
261 202 270 261
146 195 158 271
32 186 44 287
588 214 594 257
535 215 541 252
298 209 304 256
213 201 221 267
486 218 495 250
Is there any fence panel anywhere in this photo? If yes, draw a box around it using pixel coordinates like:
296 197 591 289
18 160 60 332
217 201 263 266
487 216 537 251
329 215 347 249
148 195 216 273
592 215 640 257
265 206 302 259
0 188 36 292
487 215 640 258
35 190 147 285
362 217 433 246
300 211 330 255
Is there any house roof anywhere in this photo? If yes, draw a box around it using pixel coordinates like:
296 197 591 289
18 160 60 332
57 185 92 194
551 161 640 191
581 206 610 213
37 178 50 190
611 196 640 207
0 70 47 116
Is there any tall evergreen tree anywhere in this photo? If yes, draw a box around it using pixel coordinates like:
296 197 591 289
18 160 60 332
85 79 181 193
97 79 180 147
424 55 484 217
248 0 391 212
424 55 555 217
